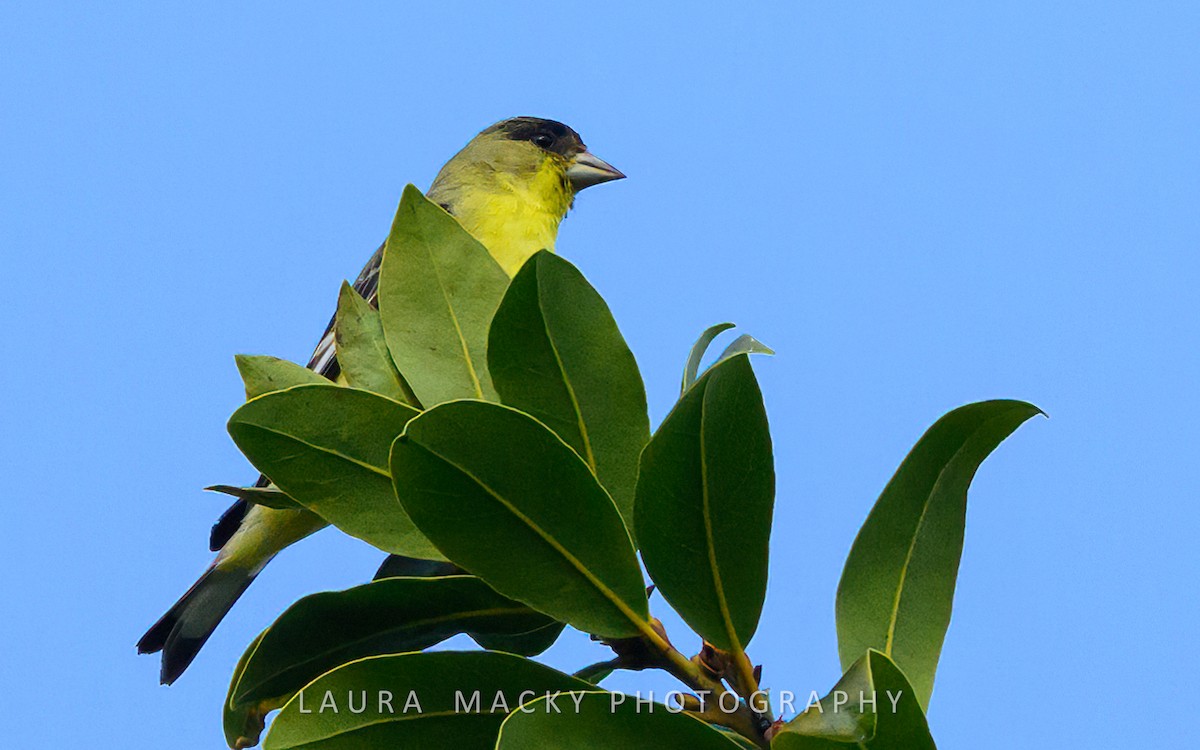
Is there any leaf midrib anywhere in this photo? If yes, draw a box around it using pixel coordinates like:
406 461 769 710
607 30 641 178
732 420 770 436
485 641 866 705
408 439 646 635
418 225 485 399
882 407 1022 654
234 422 391 479
698 380 744 654
537 280 598 474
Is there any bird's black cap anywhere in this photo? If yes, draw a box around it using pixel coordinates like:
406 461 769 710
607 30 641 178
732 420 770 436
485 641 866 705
485 116 586 158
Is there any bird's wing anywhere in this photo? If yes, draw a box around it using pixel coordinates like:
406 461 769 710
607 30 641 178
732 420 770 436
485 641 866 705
208 241 386 551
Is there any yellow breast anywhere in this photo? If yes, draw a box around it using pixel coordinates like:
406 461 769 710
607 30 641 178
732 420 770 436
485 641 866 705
453 161 574 276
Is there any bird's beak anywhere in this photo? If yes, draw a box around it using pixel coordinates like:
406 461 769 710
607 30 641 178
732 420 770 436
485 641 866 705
567 151 626 191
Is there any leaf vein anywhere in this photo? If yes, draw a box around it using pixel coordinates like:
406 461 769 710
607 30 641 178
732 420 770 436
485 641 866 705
408 441 645 633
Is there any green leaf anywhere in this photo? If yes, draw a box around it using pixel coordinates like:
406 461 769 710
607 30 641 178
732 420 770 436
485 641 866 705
497 691 744 749
470 621 565 655
205 484 302 511
488 251 650 524
835 400 1042 708
717 333 774 362
717 728 764 750
635 355 774 651
334 281 419 406
235 354 327 399
227 576 557 724
682 322 734 392
772 650 935 750
378 184 509 406
373 554 460 580
572 662 616 685
227 383 441 559
263 651 591 750
681 324 773 393
390 400 650 639
224 629 269 749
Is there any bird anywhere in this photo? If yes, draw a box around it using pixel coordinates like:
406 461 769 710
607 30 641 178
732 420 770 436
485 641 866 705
137 117 625 685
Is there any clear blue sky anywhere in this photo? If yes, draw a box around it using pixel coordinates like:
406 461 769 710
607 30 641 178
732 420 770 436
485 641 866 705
2 3 1196 748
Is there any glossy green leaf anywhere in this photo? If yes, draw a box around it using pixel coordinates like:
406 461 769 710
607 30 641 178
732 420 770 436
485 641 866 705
373 554 461 580
717 333 774 362
334 281 419 406
235 354 327 399
227 576 556 729
572 662 616 685
379 558 569 666
636 355 774 651
681 322 734 392
717 728 764 749
498 691 744 750
488 251 650 525
470 621 566 655
390 400 650 638
228 384 441 559
772 650 935 750
205 484 302 511
263 651 591 750
378 184 509 406
836 400 1042 708
224 629 269 749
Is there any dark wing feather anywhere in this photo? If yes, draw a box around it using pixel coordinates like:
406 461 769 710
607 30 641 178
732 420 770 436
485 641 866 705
208 241 387 551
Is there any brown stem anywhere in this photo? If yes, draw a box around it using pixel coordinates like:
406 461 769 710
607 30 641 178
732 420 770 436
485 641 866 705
602 622 769 748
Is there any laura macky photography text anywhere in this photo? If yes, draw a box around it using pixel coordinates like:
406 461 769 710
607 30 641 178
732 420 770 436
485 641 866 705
291 688 907 718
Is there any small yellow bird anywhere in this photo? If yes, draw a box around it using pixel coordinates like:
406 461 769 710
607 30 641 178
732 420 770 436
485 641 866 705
138 117 624 684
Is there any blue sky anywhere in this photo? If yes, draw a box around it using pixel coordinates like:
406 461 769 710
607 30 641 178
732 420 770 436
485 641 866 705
2 3 1197 748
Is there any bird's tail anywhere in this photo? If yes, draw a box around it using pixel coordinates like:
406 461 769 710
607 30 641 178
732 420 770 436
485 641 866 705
137 562 257 685
139 504 325 684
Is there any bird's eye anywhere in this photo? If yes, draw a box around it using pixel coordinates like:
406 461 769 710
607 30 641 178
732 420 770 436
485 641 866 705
532 133 554 149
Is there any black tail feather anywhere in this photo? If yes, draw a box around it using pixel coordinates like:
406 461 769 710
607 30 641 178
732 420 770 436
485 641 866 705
138 564 256 685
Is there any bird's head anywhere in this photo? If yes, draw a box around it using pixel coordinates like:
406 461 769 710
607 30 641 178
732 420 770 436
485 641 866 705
479 116 625 193
432 117 625 205
426 117 624 274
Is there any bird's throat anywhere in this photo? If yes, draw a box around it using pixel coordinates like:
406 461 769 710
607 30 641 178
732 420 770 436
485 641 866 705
453 164 574 277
